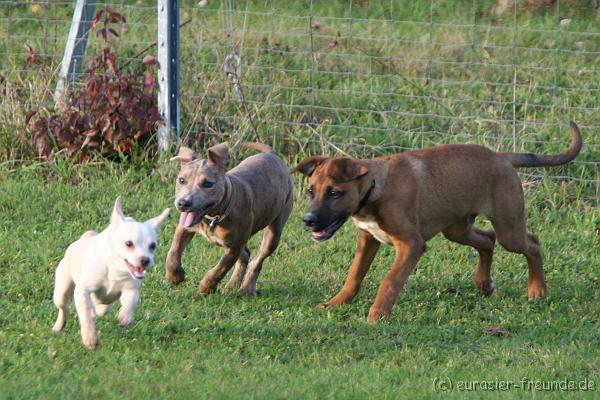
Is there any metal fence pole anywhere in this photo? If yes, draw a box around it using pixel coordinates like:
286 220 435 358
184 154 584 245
54 0 97 101
157 0 180 151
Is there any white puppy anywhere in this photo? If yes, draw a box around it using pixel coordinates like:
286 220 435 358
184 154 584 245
52 196 170 350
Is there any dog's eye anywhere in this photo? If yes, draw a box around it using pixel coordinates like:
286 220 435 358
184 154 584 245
125 240 134 248
328 189 342 198
202 181 214 188
307 187 314 197
149 242 156 251
177 177 185 185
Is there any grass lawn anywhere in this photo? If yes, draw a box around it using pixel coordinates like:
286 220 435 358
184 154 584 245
0 160 597 399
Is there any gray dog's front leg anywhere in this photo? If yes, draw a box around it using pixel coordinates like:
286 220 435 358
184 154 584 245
198 247 242 294
166 225 195 284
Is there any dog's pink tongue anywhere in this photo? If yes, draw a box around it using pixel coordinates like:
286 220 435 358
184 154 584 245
311 230 325 239
179 211 196 228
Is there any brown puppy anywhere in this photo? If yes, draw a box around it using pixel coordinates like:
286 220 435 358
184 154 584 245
166 142 294 295
295 122 582 322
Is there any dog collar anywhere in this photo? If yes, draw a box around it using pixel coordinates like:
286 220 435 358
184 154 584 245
202 176 233 230
202 215 222 230
354 179 375 215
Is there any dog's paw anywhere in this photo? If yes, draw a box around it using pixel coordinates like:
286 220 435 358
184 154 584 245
81 333 98 350
198 279 216 294
117 314 134 327
239 283 257 296
83 341 98 350
367 307 391 323
52 309 68 332
316 293 352 309
476 279 496 296
316 301 336 309
166 267 186 285
528 282 547 300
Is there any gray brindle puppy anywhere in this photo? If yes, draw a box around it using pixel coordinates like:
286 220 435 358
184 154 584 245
166 142 294 295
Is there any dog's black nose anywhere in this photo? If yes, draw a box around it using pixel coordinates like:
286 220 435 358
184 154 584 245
302 212 318 228
177 198 192 209
140 257 150 267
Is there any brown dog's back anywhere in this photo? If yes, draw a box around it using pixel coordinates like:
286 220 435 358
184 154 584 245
395 122 582 237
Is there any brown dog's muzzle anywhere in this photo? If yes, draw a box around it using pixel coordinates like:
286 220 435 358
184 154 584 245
302 207 348 242
302 212 318 228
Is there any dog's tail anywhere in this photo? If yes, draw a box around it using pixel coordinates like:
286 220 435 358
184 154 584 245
502 121 582 168
240 142 274 154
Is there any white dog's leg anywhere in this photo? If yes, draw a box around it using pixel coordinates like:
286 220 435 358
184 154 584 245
117 289 140 327
74 287 98 350
52 260 74 332
91 293 112 318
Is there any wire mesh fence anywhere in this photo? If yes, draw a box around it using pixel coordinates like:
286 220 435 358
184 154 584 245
0 0 598 194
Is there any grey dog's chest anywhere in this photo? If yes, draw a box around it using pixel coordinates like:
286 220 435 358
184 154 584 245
197 223 226 246
352 215 392 244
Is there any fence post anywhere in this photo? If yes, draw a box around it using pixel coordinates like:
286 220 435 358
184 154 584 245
54 0 97 101
157 0 180 151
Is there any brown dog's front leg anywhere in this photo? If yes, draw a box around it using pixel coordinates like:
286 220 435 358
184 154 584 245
368 235 425 322
318 230 381 308
165 225 195 284
198 247 242 294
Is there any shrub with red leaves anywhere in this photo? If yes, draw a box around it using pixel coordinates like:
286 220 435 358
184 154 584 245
28 8 163 161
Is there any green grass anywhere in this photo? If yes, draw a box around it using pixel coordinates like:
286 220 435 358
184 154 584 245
0 161 598 399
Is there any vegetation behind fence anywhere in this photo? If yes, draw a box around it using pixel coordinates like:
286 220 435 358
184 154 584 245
0 1 597 194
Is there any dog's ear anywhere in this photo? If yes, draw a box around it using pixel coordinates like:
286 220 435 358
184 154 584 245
146 208 171 231
207 143 229 170
293 156 328 177
327 158 368 182
111 196 126 225
170 146 196 164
